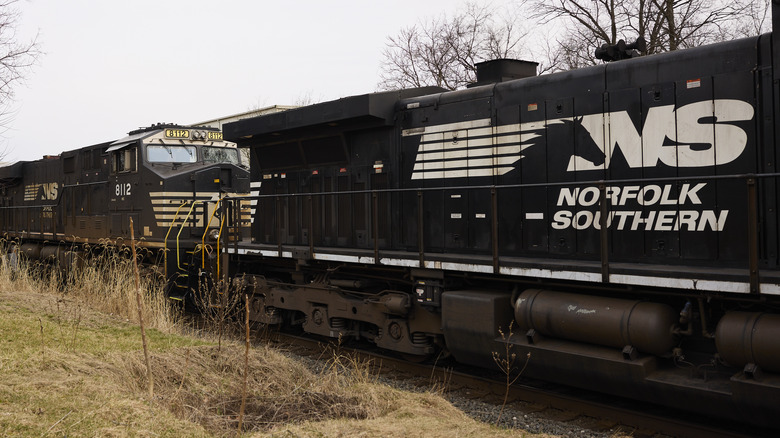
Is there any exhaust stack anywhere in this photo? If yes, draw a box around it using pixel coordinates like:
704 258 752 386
469 59 538 87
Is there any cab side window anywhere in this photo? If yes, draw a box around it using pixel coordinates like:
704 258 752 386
112 147 137 173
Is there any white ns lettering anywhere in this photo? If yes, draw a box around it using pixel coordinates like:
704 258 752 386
568 99 754 171
42 182 58 200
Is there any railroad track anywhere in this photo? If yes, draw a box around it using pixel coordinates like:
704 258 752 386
269 331 772 438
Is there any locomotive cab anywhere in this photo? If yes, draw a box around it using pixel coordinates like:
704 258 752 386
105 124 249 243
104 124 251 297
0 123 251 299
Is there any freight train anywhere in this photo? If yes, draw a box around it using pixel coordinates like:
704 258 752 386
2 11 779 431
0 123 251 297
218 7 780 429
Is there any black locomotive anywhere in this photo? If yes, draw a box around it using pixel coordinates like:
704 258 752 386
0 123 250 296
220 8 780 428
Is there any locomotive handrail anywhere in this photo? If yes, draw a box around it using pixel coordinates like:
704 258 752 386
176 200 202 271
163 201 189 277
201 198 223 270
227 171 780 201
222 171 778 295
0 204 59 209
61 180 109 187
216 205 226 279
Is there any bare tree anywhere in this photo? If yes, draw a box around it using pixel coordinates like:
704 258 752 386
0 0 39 160
532 0 765 71
734 0 772 38
378 2 529 91
0 0 39 109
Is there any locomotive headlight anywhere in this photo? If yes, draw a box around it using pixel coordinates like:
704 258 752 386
208 228 220 241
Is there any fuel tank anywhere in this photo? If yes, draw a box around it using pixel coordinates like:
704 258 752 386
20 243 42 259
513 289 678 356
715 311 780 373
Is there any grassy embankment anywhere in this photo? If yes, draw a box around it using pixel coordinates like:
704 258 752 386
0 246 539 437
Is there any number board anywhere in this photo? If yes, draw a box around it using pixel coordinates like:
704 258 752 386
165 129 190 139
208 131 223 140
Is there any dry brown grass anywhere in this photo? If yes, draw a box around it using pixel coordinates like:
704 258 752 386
0 287 208 437
0 284 527 437
67 245 181 332
0 242 554 437
0 242 180 332
114 345 379 434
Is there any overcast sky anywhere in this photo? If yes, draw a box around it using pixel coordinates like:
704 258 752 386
3 0 518 163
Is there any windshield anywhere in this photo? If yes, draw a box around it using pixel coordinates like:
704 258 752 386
147 145 197 163
203 146 240 165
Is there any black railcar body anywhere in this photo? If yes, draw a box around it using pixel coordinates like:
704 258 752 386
221 8 780 428
0 124 250 296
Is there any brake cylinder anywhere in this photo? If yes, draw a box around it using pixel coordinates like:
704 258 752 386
513 289 678 356
715 311 780 373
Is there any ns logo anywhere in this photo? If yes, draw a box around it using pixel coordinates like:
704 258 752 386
566 99 754 171
407 99 755 180
23 182 59 202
